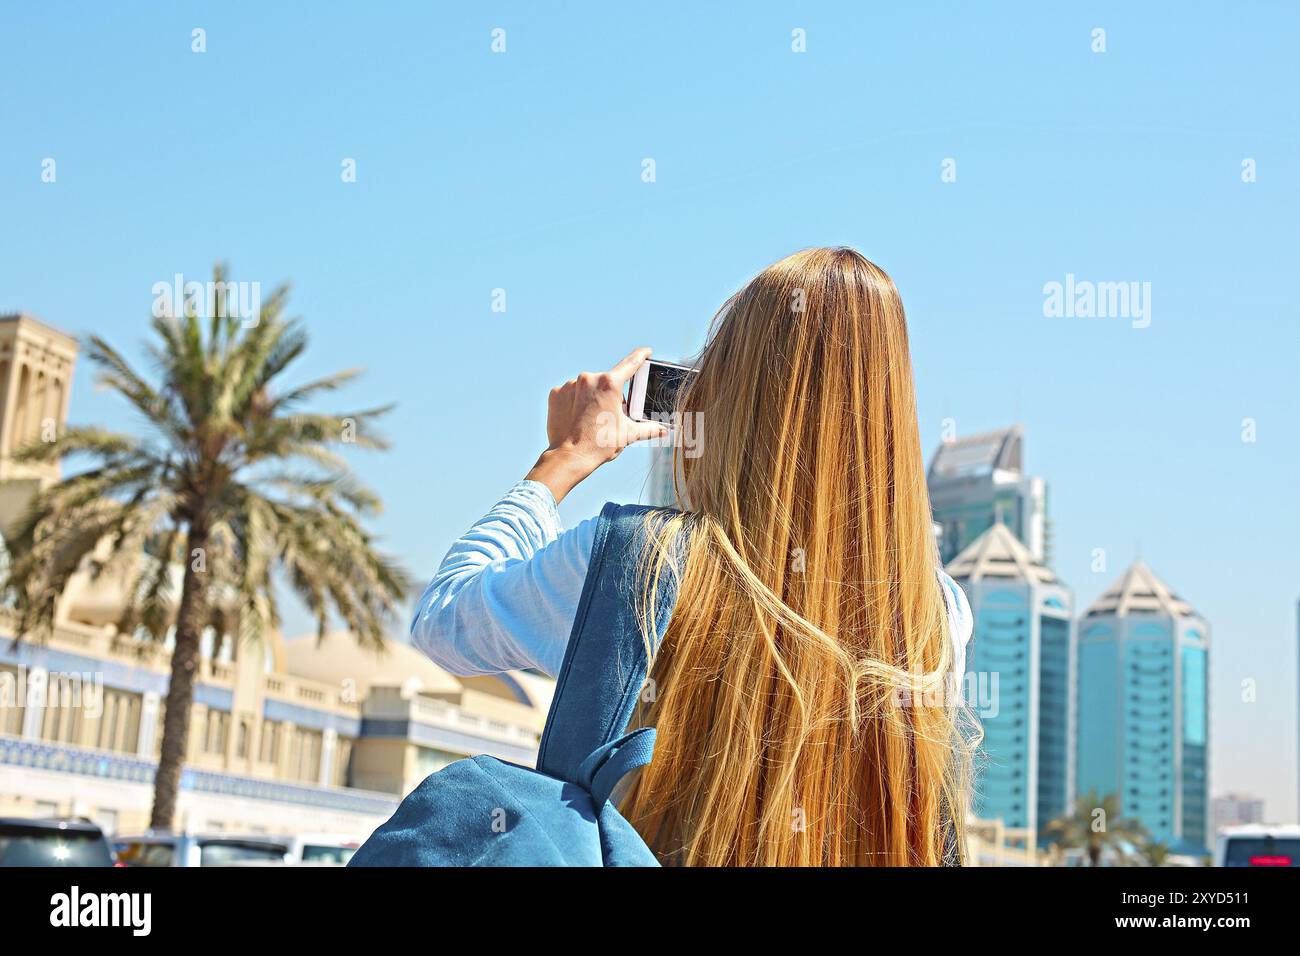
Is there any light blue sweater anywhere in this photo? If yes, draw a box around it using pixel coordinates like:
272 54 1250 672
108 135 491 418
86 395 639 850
412 479 973 679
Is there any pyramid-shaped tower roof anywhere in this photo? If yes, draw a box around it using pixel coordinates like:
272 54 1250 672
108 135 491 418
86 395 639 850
945 520 1056 585
1084 560 1199 619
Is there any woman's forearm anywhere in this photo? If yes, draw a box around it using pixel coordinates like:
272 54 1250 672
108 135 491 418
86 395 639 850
524 447 598 506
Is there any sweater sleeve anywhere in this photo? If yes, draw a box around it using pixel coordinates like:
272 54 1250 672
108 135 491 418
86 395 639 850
410 480 597 677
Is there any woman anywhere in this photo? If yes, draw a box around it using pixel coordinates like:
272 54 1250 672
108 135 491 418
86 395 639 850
414 247 973 866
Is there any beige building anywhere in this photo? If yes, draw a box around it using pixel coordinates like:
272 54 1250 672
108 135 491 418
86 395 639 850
0 313 554 839
0 315 77 541
962 817 1043 866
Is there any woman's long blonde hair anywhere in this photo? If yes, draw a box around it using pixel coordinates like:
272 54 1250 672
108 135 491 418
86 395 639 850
621 247 970 866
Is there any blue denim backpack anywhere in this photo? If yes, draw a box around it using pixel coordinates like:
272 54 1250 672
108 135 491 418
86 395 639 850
349 502 679 867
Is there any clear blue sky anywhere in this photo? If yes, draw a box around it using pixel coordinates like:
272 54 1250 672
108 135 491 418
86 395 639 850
3 2 1297 816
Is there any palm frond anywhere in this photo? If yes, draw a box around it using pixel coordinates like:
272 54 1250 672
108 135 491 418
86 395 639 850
268 368 364 413
9 426 142 465
86 336 189 442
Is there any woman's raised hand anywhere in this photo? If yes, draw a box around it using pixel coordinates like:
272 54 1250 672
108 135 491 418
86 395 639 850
525 347 668 505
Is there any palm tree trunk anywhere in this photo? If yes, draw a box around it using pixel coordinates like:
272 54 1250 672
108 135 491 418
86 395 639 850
148 521 210 830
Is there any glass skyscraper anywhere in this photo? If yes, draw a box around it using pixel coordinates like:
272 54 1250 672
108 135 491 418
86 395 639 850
1077 562 1210 855
946 521 1076 844
928 425 1051 567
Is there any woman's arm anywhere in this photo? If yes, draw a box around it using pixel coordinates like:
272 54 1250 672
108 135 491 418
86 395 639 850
411 480 598 677
412 348 666 676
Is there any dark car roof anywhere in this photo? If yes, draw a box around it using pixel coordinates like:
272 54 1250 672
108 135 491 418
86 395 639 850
0 817 106 834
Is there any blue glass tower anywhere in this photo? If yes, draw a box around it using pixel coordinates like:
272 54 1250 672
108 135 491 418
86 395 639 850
928 425 1051 567
946 522 1075 843
1077 562 1210 854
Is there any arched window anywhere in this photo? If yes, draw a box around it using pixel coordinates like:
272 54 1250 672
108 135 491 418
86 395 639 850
13 364 30 446
29 371 46 442
46 377 64 436
0 360 10 446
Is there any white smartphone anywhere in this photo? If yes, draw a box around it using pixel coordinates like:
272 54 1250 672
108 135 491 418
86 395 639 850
626 358 698 423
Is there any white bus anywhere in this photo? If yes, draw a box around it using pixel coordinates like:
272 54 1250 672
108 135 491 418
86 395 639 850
1214 824 1300 867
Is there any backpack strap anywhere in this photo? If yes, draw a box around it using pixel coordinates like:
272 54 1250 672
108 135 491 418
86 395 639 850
535 502 683 803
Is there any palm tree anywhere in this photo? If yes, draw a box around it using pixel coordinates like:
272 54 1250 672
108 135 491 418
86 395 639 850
3 266 411 829
1142 838 1172 867
1044 790 1148 866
